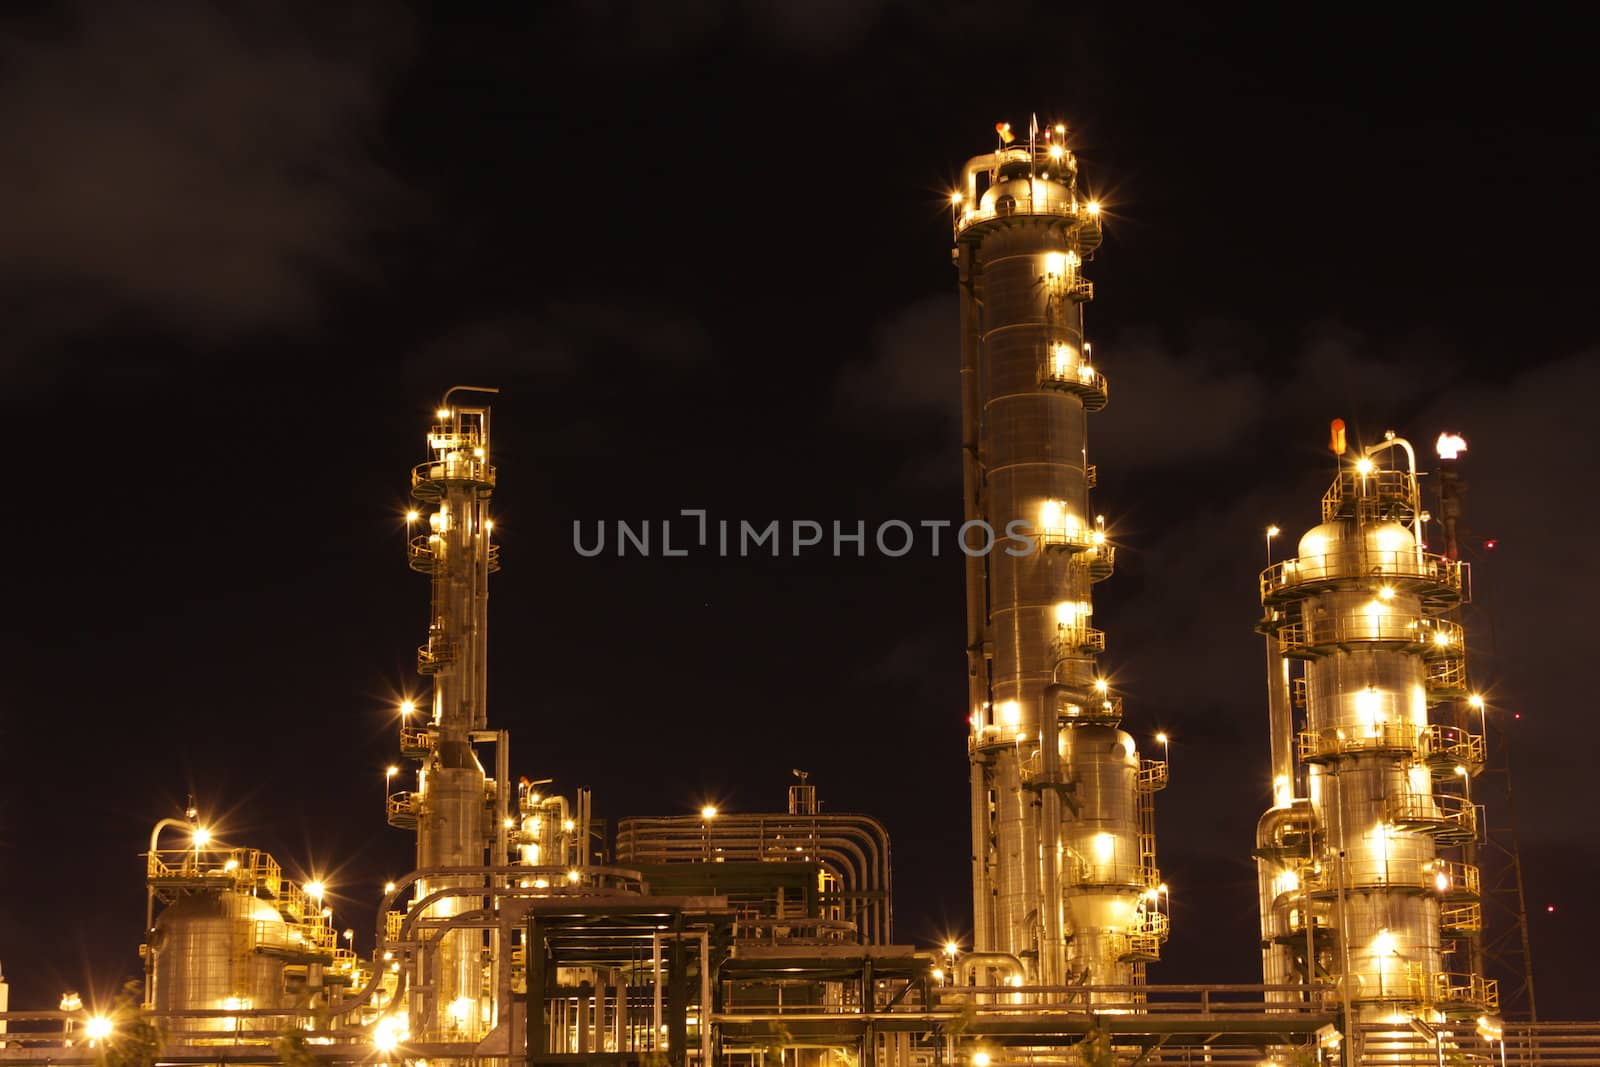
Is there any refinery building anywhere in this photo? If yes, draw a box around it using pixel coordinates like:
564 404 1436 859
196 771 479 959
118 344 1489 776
0 121 1593 1067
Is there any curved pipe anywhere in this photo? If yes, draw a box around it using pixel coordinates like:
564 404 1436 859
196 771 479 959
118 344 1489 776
955 952 1026 987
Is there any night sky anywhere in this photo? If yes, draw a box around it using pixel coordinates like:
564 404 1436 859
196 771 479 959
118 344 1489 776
2 3 1595 1020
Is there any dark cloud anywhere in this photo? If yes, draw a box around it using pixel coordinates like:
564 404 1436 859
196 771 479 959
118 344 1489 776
563 0 899 56
407 302 712 382
0 2 412 354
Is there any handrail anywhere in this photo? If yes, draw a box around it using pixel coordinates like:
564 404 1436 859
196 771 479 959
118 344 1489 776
1261 550 1463 602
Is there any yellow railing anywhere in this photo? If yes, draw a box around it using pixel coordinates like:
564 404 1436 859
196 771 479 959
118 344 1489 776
1296 858 1480 896
1387 792 1478 840
954 191 1100 237
1320 469 1419 522
1297 723 1418 761
1052 624 1105 658
1427 859 1481 898
1137 760 1169 792
1416 971 1499 1012
1418 724 1485 767
1260 551 1464 602
1441 903 1483 933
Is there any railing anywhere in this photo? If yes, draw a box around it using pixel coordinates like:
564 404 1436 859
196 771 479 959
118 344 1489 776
1052 624 1105 658
1138 759 1169 792
1416 971 1500 1013
1387 792 1478 841
954 191 1101 237
1419 724 1485 768
1277 613 1455 656
1063 693 1123 723
386 791 419 828
399 723 433 756
417 640 455 674
1038 359 1109 406
1427 656 1469 697
1295 858 1480 896
146 847 282 897
1037 525 1100 551
1441 902 1483 933
1061 858 1159 889
410 455 495 496
1321 468 1419 522
1298 722 1419 761
408 533 499 575
1260 551 1464 603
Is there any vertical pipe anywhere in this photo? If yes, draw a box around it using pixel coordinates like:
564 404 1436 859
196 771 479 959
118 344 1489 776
1265 638 1294 807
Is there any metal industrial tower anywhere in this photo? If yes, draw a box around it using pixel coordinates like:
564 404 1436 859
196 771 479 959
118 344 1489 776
953 121 1169 993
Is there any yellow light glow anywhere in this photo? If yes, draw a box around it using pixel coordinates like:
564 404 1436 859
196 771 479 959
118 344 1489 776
950 191 963 206
1094 678 1109 694
1468 694 1485 710
1055 123 1066 135
386 765 399 777
373 1013 407 1052
447 997 474 1025
1372 928 1397 955
1092 832 1115 862
1378 586 1395 600
436 408 451 420
85 1016 113 1041
399 700 415 716
503 817 515 829
700 805 718 820
1434 631 1452 646
405 510 419 523
1437 433 1468 460
384 881 396 893
1266 525 1281 538
1049 144 1064 159
566 869 581 883
973 1054 992 1067
472 448 484 458
1000 700 1021 727
192 827 211 846
1355 457 1375 475
562 818 576 832
223 858 239 871
1435 871 1451 892
944 940 959 956
1043 251 1067 277
931 967 944 981
1156 732 1168 744
304 880 325 900
1086 200 1101 216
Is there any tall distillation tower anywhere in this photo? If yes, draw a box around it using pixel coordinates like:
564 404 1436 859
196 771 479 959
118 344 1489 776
391 387 506 1042
953 122 1168 990
1255 432 1496 1031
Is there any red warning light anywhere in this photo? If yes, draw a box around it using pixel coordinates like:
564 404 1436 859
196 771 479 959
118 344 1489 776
1484 539 1498 550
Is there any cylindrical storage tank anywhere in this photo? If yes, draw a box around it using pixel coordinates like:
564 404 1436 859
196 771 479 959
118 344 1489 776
1059 725 1142 985
150 892 288 1033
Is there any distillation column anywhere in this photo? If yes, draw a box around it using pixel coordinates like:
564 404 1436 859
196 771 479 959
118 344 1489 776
395 389 501 1041
953 123 1167 990
1255 434 1494 1031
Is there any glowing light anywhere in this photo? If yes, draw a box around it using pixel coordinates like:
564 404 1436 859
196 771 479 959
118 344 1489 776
562 818 576 832
1049 144 1064 159
973 1054 992 1067
931 967 944 981
400 700 415 717
1437 433 1468 460
944 940 959 957
1054 123 1066 135
1435 871 1452 892
59 993 83 1012
436 408 451 420
1378 586 1396 600
223 859 239 871
1156 732 1168 744
1086 200 1101 216
1092 831 1115 862
1434 631 1452 646
950 191 964 206
84 1017 113 1041
700 805 718 820
386 765 399 778
503 817 515 829
373 1014 407 1052
192 827 211 846
1000 700 1021 727
1043 252 1067 277
1372 928 1397 955
1094 678 1109 694
343 928 355 941
1468 694 1485 710
567 869 581 883
1355 457 1375 475
384 881 396 893
1455 765 1469 777
405 510 419 523
304 881 325 900
447 997 474 1026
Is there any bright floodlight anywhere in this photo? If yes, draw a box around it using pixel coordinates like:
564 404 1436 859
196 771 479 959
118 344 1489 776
304 880 326 900
944 940 959 956
85 1017 114 1041
192 827 211 847
1436 432 1468 460
1468 694 1485 710
1156 732 1169 745
399 699 415 717
973 1053 992 1067
700 805 718 820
